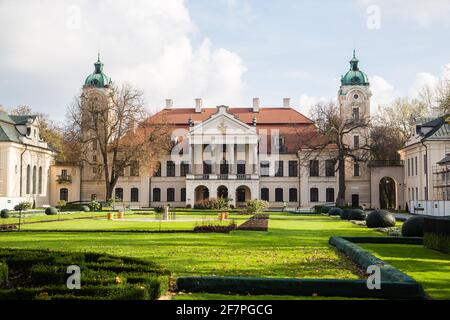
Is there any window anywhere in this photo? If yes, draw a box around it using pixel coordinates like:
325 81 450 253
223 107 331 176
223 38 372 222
92 140 97 151
92 166 97 174
167 188 175 202
115 188 123 201
415 157 418 176
130 188 139 202
288 161 298 177
220 160 229 175
416 188 418 201
130 161 139 177
166 161 175 177
93 155 97 163
180 162 190 177
261 188 269 201
289 188 298 202
310 188 319 203
26 127 31 136
325 160 335 177
237 161 246 175
181 188 186 202
91 194 97 201
354 162 360 177
273 135 285 152
260 161 270 177
354 135 360 149
202 161 211 174
275 161 284 177
38 167 43 194
154 162 161 177
407 158 410 176
59 188 68 201
309 160 319 177
326 188 335 203
26 165 30 194
275 188 283 202
116 166 124 177
353 108 360 121
153 188 161 202
32 166 37 194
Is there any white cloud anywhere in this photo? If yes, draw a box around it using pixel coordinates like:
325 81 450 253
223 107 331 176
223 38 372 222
369 75 399 113
0 0 247 116
356 0 450 27
409 72 439 99
298 93 330 117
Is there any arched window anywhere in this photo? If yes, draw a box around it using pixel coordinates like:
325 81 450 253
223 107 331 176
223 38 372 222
60 188 68 201
154 162 161 177
130 188 139 202
167 188 175 202
310 188 319 203
180 188 186 202
115 188 123 201
289 188 298 202
26 165 31 194
153 188 161 202
32 166 37 194
38 167 43 194
275 188 283 202
261 188 269 201
326 188 335 203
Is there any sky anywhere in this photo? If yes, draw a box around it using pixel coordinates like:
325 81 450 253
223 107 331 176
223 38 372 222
0 0 449 121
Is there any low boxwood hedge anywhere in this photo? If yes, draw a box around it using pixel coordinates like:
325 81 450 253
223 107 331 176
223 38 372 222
328 207 343 216
423 217 450 253
1 209 10 219
401 216 425 237
366 210 396 228
0 248 170 300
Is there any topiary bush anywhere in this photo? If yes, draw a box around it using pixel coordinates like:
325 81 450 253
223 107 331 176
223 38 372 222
401 216 425 237
320 206 332 214
45 207 58 215
340 209 353 220
366 209 396 228
328 207 343 216
80 205 91 212
1 209 10 219
349 209 367 221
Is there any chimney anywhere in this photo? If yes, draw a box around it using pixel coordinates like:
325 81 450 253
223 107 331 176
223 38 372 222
195 98 203 113
252 98 260 113
283 98 291 108
165 99 173 109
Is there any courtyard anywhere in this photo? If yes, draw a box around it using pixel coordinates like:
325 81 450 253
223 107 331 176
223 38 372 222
1 211 449 299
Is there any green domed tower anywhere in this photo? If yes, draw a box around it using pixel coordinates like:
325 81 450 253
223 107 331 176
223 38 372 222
84 54 112 88
341 51 369 86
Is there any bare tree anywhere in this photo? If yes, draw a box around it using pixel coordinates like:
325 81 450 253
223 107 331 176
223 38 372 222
370 125 406 161
298 102 371 207
67 83 172 200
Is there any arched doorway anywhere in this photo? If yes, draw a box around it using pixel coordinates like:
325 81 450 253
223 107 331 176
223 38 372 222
236 186 251 207
217 186 228 199
195 185 209 203
379 177 396 210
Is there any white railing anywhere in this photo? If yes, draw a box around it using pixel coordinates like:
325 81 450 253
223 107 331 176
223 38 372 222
409 200 450 216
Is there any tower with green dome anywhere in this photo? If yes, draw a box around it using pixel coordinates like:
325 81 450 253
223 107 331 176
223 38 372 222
84 53 112 88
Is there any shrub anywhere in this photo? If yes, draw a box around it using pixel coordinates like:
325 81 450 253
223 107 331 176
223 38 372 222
154 206 164 213
349 209 367 221
45 207 58 215
340 209 353 220
194 223 237 233
320 206 332 214
365 210 396 228
14 202 32 212
401 216 425 237
1 209 9 219
423 217 450 253
314 205 325 213
80 205 91 212
57 200 67 209
328 207 343 216
194 198 230 210
0 262 7 286
246 199 269 214
186 204 192 209
89 200 102 212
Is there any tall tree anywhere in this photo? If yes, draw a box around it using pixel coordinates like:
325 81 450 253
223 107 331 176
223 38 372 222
298 102 371 207
68 83 172 200
370 125 406 161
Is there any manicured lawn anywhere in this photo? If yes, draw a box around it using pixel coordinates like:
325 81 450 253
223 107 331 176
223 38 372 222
0 211 129 225
0 214 379 279
360 243 450 300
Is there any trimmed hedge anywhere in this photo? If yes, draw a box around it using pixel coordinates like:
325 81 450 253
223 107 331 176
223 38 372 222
0 248 170 300
401 216 425 237
1 209 10 218
366 210 396 228
320 206 332 214
45 207 58 215
340 209 353 220
423 217 450 253
0 262 7 286
328 207 343 216
80 205 91 212
349 209 366 221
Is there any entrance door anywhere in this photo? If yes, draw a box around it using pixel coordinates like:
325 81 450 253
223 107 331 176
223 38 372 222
351 194 359 207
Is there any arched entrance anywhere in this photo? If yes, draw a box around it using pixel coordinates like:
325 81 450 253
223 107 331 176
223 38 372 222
195 185 209 203
379 177 396 210
236 186 251 207
217 186 228 199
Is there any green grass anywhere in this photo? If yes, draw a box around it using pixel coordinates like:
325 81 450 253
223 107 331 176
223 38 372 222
0 211 125 225
360 243 450 300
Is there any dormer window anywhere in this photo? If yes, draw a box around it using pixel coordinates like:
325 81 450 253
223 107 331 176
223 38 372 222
33 129 36 138
26 127 31 136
